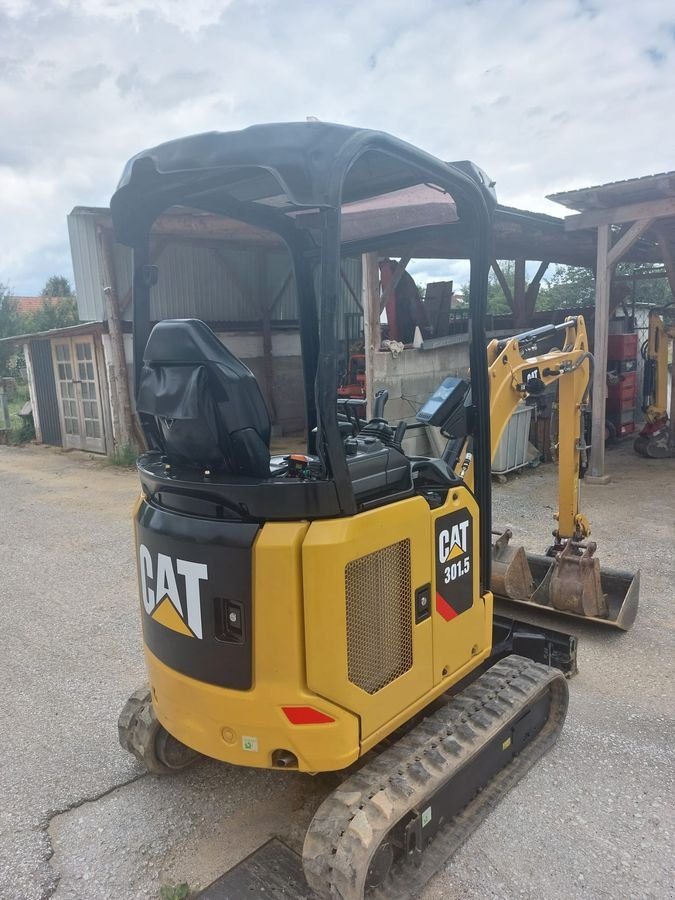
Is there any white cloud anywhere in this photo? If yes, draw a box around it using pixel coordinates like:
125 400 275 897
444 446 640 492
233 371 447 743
1 0 674 292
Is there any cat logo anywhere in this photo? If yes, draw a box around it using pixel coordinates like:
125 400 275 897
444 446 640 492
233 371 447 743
139 544 208 639
435 511 474 621
438 520 469 564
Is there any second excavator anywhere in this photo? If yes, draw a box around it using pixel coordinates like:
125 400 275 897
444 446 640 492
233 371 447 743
634 304 675 459
416 314 639 629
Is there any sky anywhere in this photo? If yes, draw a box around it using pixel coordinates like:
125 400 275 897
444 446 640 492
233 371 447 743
1 0 674 295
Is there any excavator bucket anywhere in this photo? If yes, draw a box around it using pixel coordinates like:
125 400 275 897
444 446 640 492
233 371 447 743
491 529 534 601
492 538 640 632
535 541 608 617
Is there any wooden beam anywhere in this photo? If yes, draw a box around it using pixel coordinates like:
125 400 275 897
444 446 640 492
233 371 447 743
564 195 675 231
340 266 363 311
524 260 550 317
118 238 172 314
362 253 381 419
97 226 139 451
379 256 411 312
513 257 526 324
607 218 655 267
589 224 611 480
654 225 675 299
151 213 283 245
490 260 513 307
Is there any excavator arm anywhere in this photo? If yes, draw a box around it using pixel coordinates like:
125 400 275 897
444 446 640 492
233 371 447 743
635 307 675 458
486 316 591 541
447 315 638 629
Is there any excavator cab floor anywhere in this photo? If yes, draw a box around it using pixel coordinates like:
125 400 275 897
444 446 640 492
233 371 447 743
494 551 640 632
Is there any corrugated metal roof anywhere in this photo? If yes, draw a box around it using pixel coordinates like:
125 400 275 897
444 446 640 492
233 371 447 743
548 170 675 212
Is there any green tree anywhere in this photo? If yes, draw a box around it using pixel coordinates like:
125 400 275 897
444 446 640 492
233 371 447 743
21 275 79 332
538 263 672 311
615 263 672 307
0 285 21 375
41 275 74 298
461 260 515 314
537 265 596 310
25 296 79 332
464 261 673 317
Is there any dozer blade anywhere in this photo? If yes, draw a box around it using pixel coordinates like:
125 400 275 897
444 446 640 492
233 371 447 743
494 549 639 632
491 529 534 601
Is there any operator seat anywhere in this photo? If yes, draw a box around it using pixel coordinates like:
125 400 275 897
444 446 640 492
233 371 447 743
136 319 271 477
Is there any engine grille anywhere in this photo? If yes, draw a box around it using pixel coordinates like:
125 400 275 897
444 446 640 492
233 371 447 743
345 539 413 694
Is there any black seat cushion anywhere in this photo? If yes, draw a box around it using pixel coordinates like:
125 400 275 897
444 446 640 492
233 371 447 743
137 319 271 477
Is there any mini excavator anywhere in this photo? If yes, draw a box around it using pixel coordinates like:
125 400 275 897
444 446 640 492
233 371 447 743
634 305 675 458
114 123 580 899
478 316 639 629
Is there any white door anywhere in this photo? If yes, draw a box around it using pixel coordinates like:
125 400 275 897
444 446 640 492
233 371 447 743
52 337 106 453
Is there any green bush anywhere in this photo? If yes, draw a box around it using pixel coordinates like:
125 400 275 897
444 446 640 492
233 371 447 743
109 444 138 467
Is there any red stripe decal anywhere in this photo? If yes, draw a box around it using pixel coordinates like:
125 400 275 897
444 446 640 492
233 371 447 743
282 706 335 725
436 591 458 621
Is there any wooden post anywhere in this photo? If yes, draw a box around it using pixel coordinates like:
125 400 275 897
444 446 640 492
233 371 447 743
490 260 513 311
513 257 526 325
362 253 381 419
379 256 411 312
97 226 138 451
24 342 42 443
524 261 549 319
0 384 9 435
588 224 611 481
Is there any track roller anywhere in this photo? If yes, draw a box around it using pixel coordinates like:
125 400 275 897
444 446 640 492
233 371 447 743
302 655 568 899
118 688 201 776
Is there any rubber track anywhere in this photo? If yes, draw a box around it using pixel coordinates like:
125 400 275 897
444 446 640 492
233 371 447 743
302 655 568 900
118 688 199 775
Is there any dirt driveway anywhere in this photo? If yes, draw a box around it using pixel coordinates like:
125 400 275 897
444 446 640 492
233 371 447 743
0 443 673 899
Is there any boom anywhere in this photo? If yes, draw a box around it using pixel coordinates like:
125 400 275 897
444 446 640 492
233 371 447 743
486 316 591 541
635 306 675 458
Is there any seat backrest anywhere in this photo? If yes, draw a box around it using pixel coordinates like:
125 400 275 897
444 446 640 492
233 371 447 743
136 319 271 477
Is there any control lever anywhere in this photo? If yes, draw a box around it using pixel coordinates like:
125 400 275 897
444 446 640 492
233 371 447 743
372 389 389 421
358 392 406 451
394 421 407 446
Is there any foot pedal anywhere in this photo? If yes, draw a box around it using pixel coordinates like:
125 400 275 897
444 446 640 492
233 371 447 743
196 838 313 899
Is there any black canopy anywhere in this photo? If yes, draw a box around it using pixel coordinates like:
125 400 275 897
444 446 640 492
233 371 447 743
110 122 494 247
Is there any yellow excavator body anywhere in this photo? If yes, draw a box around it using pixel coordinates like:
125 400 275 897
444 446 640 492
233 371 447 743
113 122 580 898
144 489 490 773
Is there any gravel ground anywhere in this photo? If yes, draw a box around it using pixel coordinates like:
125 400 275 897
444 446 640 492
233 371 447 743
0 442 673 899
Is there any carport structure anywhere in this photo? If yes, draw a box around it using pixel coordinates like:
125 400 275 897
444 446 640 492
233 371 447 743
549 172 675 479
